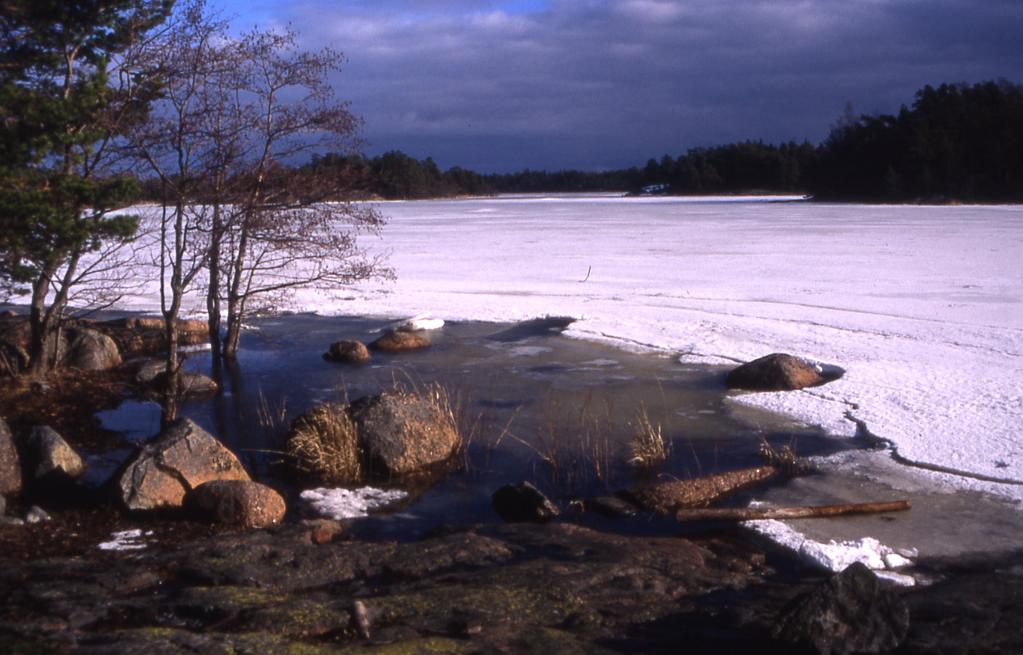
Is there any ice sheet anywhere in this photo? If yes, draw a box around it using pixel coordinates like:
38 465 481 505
44 194 1023 504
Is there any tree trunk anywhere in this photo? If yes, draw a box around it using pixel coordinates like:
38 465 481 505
207 226 222 362
161 313 181 427
674 500 912 522
222 304 243 360
27 260 66 376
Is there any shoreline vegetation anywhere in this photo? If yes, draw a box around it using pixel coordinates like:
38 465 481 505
153 79 1018 205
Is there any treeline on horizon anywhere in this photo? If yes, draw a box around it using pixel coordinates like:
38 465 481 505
138 80 1023 203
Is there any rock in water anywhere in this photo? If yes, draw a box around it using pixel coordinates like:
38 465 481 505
323 340 370 364
351 391 460 477
492 481 560 522
0 417 22 495
726 353 838 391
187 480 286 528
772 561 910 654
61 327 122 371
118 418 250 511
133 358 168 384
370 330 431 353
27 425 84 480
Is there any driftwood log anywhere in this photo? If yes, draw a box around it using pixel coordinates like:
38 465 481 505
624 466 779 514
675 500 911 522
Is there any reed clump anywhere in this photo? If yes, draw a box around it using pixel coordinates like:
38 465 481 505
286 403 362 483
627 403 670 469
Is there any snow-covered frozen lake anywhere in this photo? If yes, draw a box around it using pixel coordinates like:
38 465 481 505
40 192 1023 577
308 194 1022 503
112 193 1022 506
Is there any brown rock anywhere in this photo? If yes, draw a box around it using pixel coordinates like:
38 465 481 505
0 417 22 496
370 330 431 353
324 340 370 364
352 391 460 477
97 317 208 355
304 518 344 544
187 479 286 528
118 418 250 511
726 353 832 391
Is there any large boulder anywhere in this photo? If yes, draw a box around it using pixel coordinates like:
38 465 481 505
370 330 431 353
726 353 839 391
351 391 460 477
187 480 286 528
0 417 22 496
118 418 250 511
286 404 362 484
60 327 122 371
492 481 559 523
772 562 910 654
26 425 84 480
323 340 370 365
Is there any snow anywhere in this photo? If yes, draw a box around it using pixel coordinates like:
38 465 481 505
97 529 152 551
745 518 918 586
41 193 1023 507
300 486 408 520
319 194 1022 503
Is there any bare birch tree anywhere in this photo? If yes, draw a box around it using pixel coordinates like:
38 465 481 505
214 28 389 360
125 0 389 419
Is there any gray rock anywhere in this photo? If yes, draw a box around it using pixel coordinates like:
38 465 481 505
187 480 287 528
60 327 122 371
118 418 250 511
27 425 85 480
152 370 219 398
772 561 910 654
179 372 219 397
726 352 842 391
492 481 560 523
133 358 168 384
0 417 22 495
25 505 51 524
351 391 460 477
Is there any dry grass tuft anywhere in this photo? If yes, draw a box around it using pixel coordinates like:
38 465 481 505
628 403 670 469
286 403 362 483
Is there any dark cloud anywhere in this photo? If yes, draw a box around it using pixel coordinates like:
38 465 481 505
231 0 1023 171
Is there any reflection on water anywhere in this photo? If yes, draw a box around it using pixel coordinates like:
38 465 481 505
99 314 852 537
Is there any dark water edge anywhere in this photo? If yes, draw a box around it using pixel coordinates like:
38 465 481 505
92 311 855 540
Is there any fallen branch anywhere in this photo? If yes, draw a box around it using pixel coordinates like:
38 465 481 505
623 465 780 514
675 500 911 522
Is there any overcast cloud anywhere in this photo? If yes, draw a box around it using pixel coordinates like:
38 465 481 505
222 0 1023 172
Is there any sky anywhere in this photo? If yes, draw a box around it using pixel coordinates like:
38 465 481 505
217 0 1023 173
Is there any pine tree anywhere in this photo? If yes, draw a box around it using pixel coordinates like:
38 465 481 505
0 0 173 374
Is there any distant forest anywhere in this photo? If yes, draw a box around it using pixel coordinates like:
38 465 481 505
140 80 1023 203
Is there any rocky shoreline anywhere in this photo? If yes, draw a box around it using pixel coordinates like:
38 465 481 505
2 312 1022 653
1 514 1021 654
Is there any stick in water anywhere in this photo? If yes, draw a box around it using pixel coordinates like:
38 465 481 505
675 500 911 522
